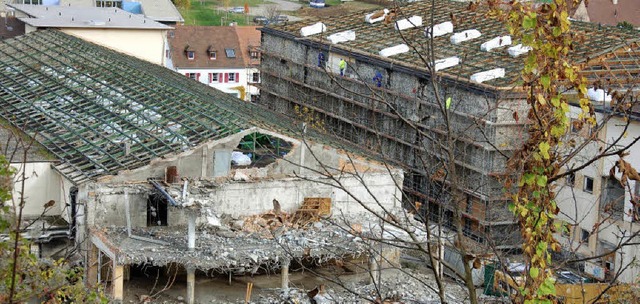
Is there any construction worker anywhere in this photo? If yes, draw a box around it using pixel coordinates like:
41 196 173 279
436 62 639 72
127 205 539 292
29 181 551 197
339 58 346 76
373 70 383 87
318 52 326 68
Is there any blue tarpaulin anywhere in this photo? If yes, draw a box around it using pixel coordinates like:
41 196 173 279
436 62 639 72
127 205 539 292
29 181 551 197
122 1 142 14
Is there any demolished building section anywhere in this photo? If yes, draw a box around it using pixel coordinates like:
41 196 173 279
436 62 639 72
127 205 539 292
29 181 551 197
258 0 640 247
0 29 405 302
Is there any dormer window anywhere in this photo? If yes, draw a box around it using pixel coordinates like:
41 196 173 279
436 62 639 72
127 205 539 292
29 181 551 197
209 51 216 60
96 0 122 8
225 48 236 58
250 50 259 59
187 51 195 60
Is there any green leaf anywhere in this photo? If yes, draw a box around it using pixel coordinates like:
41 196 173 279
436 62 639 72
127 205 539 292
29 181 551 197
530 267 540 278
524 173 536 186
541 75 551 89
537 277 557 296
523 13 537 29
552 26 562 37
539 142 550 159
537 175 548 187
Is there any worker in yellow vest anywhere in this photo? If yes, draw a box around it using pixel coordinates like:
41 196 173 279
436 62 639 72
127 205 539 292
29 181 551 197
339 59 346 76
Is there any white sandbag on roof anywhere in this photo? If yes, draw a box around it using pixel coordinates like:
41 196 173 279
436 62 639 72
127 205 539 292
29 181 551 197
425 21 454 38
507 44 532 57
433 56 460 71
587 88 612 102
300 22 326 37
328 30 356 44
450 29 481 44
379 44 410 57
470 68 505 83
365 9 389 24
395 16 422 30
481 35 512 51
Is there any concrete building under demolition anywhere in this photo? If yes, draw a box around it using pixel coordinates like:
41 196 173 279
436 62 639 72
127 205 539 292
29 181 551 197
258 0 640 248
0 30 404 302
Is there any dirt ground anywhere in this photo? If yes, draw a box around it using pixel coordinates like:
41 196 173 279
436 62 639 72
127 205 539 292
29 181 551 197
122 263 469 303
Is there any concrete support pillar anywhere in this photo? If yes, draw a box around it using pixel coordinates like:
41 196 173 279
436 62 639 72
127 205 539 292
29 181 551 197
369 255 379 286
112 263 124 302
188 213 196 251
186 267 196 304
281 258 290 290
86 244 99 287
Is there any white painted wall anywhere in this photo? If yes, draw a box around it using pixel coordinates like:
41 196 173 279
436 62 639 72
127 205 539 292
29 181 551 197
8 162 72 219
193 173 402 218
60 28 168 65
176 67 258 101
555 109 640 283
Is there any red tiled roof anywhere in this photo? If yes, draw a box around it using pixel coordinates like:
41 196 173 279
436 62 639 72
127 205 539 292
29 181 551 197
168 25 260 69
584 0 640 27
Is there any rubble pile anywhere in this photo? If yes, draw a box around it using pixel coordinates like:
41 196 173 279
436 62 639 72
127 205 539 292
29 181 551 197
242 198 330 238
244 269 466 304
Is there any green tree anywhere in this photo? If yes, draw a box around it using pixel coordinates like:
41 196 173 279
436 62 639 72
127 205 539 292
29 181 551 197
0 142 106 303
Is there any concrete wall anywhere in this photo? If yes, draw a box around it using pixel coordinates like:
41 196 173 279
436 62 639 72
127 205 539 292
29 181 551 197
86 171 402 228
259 32 527 234
8 162 72 219
85 128 403 228
59 28 167 65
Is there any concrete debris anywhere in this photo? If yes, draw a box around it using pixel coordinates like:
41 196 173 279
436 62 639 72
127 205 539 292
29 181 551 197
233 170 250 181
248 269 466 304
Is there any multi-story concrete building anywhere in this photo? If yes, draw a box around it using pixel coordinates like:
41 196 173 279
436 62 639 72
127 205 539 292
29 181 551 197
258 0 640 256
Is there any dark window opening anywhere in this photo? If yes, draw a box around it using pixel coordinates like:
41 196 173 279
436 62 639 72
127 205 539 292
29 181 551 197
187 51 195 60
233 133 293 168
581 228 589 243
251 72 260 83
600 177 625 220
584 176 594 193
147 192 168 226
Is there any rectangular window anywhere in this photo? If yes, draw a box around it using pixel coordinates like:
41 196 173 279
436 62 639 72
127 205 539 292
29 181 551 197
209 51 216 60
208 73 218 83
187 73 197 80
584 176 594 193
225 48 236 58
96 0 122 8
581 228 590 242
250 50 259 59
228 73 236 82
566 172 575 187
21 0 43 4
165 49 170 58
187 51 195 60
251 72 260 83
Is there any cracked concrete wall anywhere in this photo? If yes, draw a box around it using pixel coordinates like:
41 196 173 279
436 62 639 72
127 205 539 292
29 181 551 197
85 171 403 228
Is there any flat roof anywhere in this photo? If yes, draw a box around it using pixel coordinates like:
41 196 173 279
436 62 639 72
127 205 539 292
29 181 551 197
264 0 640 91
59 0 184 23
10 4 172 29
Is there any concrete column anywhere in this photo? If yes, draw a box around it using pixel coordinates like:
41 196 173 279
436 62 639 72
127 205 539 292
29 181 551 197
369 255 379 285
86 244 99 287
112 263 124 302
186 267 195 304
188 212 196 251
281 259 290 290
